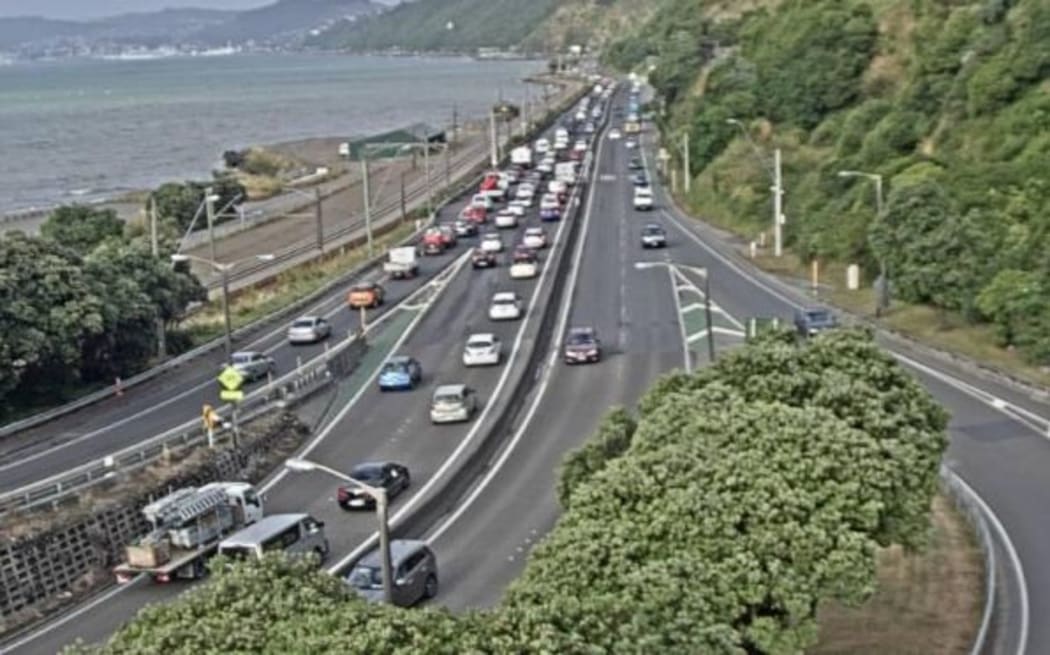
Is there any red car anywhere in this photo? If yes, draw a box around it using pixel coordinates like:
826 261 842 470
461 204 487 224
422 228 446 255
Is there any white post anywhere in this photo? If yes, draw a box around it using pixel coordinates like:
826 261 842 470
150 197 166 358
423 141 432 217
772 148 783 258
361 153 373 257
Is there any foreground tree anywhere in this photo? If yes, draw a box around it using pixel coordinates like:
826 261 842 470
39 205 125 255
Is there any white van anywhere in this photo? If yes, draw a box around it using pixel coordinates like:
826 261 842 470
633 186 654 211
218 513 329 563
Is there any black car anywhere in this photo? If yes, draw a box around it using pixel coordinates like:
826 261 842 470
564 326 602 364
632 173 649 187
628 157 643 170
472 247 497 269
794 308 839 338
337 462 411 510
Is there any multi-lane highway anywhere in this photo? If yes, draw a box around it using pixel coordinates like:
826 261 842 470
3 95 600 654
6 82 1048 655
415 93 1043 654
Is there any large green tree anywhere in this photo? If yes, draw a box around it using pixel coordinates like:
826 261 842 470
150 175 245 233
39 205 124 254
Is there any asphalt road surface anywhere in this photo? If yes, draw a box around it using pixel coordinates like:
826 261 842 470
3 102 597 655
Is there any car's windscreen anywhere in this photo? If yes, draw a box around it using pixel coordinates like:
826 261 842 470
435 393 462 405
567 332 594 345
292 319 314 328
218 545 254 560
468 338 493 348
382 362 407 374
348 565 383 590
807 311 832 323
350 466 384 483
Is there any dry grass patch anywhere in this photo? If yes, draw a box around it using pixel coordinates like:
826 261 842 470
813 494 983 654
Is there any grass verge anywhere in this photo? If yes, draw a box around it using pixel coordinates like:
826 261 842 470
182 222 415 345
813 494 983 654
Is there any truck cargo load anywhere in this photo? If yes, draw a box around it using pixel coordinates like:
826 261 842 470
383 246 419 279
114 482 263 584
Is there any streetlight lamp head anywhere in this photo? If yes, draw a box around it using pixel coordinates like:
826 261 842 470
170 254 189 263
838 170 858 178
205 194 220 203
726 118 741 126
256 254 276 262
284 458 317 473
633 261 658 271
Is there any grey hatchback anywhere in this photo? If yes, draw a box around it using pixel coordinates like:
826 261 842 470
230 351 276 381
347 539 438 607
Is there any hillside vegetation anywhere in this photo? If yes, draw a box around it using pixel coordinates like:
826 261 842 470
608 0 1050 363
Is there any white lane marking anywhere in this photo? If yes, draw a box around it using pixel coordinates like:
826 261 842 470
262 252 471 494
426 98 616 544
1 255 469 653
1 576 147 653
327 155 582 575
949 469 1029 655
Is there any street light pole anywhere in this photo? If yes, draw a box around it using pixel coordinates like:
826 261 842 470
205 186 217 263
423 139 432 218
284 459 394 604
220 264 233 363
703 273 715 363
838 170 888 315
682 132 691 194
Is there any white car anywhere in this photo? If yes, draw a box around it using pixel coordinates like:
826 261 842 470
633 186 654 211
488 291 523 321
462 333 502 367
522 226 548 250
509 250 539 279
504 202 526 217
625 139 637 149
495 210 518 229
573 140 588 152
510 196 532 210
480 232 503 253
537 161 554 174
548 180 568 196
535 138 550 154
608 128 622 140
516 184 535 200
471 194 494 211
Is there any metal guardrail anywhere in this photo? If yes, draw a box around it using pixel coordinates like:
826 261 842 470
0 263 461 517
940 465 997 655
0 87 584 441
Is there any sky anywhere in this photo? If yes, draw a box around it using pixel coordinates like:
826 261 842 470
0 0 399 20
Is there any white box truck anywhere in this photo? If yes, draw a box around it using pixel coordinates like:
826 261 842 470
384 246 420 279
114 482 263 583
511 146 532 168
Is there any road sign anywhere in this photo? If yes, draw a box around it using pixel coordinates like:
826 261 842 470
219 389 245 403
217 365 244 392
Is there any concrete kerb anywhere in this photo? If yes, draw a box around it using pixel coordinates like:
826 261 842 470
0 87 585 442
326 85 601 575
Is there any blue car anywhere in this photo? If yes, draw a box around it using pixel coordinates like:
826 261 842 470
378 356 423 391
540 206 561 222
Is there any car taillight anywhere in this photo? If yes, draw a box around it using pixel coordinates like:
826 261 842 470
337 487 350 502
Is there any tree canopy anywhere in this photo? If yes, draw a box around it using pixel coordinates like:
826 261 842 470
75 330 948 654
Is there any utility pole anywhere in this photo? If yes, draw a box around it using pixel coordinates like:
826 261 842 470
150 197 166 358
873 174 888 315
682 133 691 194
205 186 217 263
220 265 233 363
361 153 373 257
521 86 529 135
489 109 498 168
451 104 458 146
314 187 324 253
444 144 451 187
399 170 407 224
772 148 784 258
423 140 432 217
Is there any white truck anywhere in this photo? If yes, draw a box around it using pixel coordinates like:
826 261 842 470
114 482 263 584
510 145 533 168
384 246 420 279
555 162 578 186
633 186 654 211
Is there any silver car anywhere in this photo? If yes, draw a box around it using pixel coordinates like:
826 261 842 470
347 539 438 607
430 384 478 424
230 351 276 381
287 316 331 344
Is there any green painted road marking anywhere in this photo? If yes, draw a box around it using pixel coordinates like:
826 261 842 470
331 308 418 407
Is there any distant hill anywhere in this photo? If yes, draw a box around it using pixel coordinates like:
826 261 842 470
0 0 381 53
308 0 560 53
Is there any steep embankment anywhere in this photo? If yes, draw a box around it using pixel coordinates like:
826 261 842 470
608 0 1050 367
